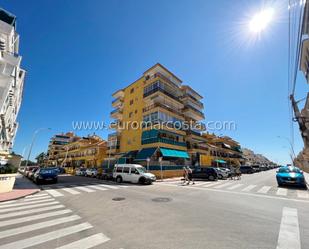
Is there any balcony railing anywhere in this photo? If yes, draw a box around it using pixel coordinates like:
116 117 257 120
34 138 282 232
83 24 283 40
112 97 123 104
110 108 123 115
143 86 182 104
143 102 183 117
182 94 204 108
183 104 205 118
146 72 180 88
141 137 186 147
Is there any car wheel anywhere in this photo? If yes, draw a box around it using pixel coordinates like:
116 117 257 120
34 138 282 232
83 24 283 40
209 175 215 181
218 174 223 180
116 176 122 183
139 177 146 185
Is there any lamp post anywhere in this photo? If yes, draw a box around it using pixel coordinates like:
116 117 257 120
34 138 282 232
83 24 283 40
25 128 51 168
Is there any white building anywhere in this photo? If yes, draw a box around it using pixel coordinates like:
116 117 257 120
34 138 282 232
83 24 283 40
0 9 25 162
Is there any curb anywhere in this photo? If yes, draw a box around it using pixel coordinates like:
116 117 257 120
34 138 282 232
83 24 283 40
0 189 41 203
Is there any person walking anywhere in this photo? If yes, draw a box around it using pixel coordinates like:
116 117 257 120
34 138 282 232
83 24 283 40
235 166 241 180
187 166 195 185
230 166 235 180
182 167 188 185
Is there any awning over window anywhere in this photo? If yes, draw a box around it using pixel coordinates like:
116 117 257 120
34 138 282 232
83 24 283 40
223 143 231 149
160 148 190 159
135 148 158 160
214 159 226 164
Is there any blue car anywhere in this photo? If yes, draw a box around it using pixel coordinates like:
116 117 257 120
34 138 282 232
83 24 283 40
276 166 307 188
33 167 58 184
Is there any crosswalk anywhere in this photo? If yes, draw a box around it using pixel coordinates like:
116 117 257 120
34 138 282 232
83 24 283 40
0 193 110 249
41 183 129 198
157 180 309 200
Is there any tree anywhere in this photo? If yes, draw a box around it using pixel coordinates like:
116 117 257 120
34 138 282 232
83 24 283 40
35 152 47 165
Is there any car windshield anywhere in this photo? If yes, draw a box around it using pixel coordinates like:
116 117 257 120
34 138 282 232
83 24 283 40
279 167 301 173
137 167 146 173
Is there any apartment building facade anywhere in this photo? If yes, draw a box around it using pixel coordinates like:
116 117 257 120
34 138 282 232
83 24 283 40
47 132 79 166
108 63 206 175
0 9 25 163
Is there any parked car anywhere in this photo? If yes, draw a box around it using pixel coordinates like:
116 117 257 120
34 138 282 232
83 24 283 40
113 164 156 184
33 167 58 184
25 166 39 177
276 166 307 188
240 166 254 174
86 168 98 177
28 167 40 180
55 167 66 174
191 167 218 181
251 165 261 173
214 167 229 179
18 167 25 174
75 167 87 176
97 168 113 180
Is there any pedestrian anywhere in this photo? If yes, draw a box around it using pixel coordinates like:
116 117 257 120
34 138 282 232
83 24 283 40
182 167 188 185
187 166 195 185
235 166 241 180
230 166 235 180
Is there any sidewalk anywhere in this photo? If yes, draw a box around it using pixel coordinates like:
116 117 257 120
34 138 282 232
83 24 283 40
0 173 40 202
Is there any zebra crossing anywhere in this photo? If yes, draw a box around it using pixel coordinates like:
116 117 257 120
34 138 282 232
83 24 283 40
157 180 309 200
0 193 110 249
41 183 130 197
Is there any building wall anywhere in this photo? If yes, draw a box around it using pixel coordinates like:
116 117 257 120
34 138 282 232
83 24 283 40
119 78 144 153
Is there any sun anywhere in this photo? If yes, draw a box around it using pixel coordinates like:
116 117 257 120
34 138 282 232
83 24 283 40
249 8 274 33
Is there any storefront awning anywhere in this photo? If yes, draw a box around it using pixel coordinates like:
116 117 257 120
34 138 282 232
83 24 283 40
160 148 190 159
214 159 226 164
135 148 157 160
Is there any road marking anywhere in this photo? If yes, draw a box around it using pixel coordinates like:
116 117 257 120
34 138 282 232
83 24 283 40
241 185 257 192
0 205 65 219
276 188 288 196
0 201 59 214
56 233 110 249
86 185 108 191
73 186 96 193
227 184 244 190
0 198 54 208
160 183 309 203
97 184 119 189
297 190 309 199
213 182 234 189
45 189 64 197
257 186 272 194
60 187 81 195
25 193 48 198
0 209 72 228
23 196 53 201
203 182 223 188
0 222 93 249
195 182 215 187
276 207 300 249
0 200 17 205
0 215 80 239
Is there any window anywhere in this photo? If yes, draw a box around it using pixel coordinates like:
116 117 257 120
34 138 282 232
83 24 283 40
116 167 123 173
130 88 134 94
131 168 136 174
135 110 138 114
129 112 133 118
130 100 134 105
123 167 130 173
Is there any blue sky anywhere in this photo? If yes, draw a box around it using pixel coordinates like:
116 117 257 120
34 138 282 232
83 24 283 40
1 0 307 164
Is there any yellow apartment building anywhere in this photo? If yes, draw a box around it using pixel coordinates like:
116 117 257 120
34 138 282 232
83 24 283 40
108 63 206 176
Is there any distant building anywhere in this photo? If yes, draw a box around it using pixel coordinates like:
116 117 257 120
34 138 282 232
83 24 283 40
47 132 79 166
242 148 273 166
0 9 25 163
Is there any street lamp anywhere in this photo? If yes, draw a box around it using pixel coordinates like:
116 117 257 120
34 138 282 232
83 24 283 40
25 128 51 168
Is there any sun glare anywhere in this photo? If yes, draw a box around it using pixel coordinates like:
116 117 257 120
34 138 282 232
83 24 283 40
249 8 274 33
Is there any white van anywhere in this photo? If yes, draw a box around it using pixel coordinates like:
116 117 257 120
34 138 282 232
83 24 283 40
113 164 156 184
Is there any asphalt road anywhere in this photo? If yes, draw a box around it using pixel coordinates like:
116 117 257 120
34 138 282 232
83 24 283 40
0 169 308 249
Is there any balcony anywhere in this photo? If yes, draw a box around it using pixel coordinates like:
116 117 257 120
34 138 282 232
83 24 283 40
110 108 123 119
183 105 205 121
142 137 186 147
144 85 183 105
112 89 124 99
143 102 184 117
181 94 204 109
112 97 123 108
